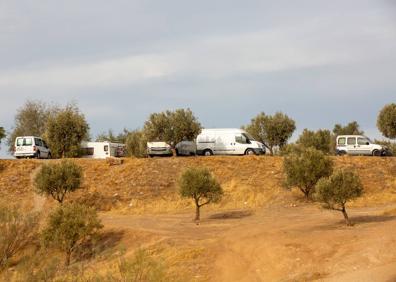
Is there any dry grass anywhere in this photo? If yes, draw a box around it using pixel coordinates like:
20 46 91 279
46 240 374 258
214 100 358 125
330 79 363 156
0 156 395 213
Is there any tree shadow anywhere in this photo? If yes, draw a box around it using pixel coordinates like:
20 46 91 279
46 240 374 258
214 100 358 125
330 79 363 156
209 210 253 220
351 215 396 224
75 229 125 262
315 214 396 230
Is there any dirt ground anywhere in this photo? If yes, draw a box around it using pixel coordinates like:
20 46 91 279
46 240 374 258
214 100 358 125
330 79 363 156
102 202 396 281
1 156 396 281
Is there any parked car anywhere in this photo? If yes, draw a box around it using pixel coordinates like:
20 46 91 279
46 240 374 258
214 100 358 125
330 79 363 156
175 141 196 156
336 135 387 156
196 128 265 156
147 142 173 157
14 136 51 159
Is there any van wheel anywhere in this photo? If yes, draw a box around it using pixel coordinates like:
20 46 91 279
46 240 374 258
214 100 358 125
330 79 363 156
337 150 346 156
245 149 255 155
372 150 381 156
203 149 213 156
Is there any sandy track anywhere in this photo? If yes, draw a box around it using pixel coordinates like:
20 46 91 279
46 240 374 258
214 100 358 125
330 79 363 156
102 204 396 281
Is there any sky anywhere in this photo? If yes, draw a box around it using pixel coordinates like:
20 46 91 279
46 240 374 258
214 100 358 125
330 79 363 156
1 0 396 157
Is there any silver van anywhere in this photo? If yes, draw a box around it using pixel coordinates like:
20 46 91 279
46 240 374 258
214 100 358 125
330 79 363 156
336 135 385 156
14 136 51 159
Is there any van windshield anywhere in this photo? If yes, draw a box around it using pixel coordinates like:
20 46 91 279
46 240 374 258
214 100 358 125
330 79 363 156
243 133 255 142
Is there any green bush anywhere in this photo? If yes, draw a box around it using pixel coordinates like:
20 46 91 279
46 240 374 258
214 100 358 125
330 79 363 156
41 203 103 266
45 103 89 158
34 160 83 204
179 167 223 221
283 148 333 198
0 205 39 268
377 103 396 139
296 129 332 154
125 129 147 158
315 169 363 226
244 112 296 155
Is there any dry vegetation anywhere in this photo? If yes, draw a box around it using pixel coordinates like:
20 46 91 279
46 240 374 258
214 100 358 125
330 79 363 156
0 156 395 281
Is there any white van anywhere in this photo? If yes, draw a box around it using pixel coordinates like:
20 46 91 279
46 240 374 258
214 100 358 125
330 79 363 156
80 141 125 159
336 135 385 156
14 136 51 159
196 128 265 156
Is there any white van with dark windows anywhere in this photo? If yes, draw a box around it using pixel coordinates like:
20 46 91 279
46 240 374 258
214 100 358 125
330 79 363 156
336 135 386 156
196 128 265 156
14 136 51 159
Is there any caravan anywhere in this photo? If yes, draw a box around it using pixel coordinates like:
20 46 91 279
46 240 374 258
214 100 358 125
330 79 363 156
196 128 265 156
81 141 125 159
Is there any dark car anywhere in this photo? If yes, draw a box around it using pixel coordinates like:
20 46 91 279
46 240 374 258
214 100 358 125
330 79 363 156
175 141 197 156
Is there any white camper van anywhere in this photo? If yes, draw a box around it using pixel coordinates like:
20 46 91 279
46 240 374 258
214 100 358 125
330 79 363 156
81 141 125 159
196 128 265 156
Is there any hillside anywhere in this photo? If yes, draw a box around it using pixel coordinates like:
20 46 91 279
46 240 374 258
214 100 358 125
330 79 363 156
0 156 395 212
1 156 396 281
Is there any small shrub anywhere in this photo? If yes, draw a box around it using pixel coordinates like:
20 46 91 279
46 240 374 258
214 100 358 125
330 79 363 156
179 167 223 221
0 205 39 268
41 203 103 266
34 160 83 204
283 148 333 198
315 169 363 226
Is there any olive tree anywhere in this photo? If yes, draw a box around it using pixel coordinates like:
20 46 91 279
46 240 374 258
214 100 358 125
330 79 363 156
7 100 57 153
96 128 129 144
315 170 363 226
333 121 363 136
144 108 202 145
296 129 332 154
45 104 89 158
0 205 39 268
125 129 147 158
179 167 223 221
41 203 103 266
0 127 5 148
34 160 83 204
244 112 296 155
283 148 333 198
377 103 396 140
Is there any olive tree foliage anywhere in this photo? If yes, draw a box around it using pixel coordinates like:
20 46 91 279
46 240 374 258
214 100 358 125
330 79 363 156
315 169 363 226
0 127 5 149
0 205 39 268
7 100 57 152
377 103 396 139
179 167 223 221
283 148 333 198
244 112 296 155
144 109 202 145
41 203 103 266
45 104 89 158
333 121 364 136
296 129 332 154
125 129 147 158
96 128 129 144
34 160 83 204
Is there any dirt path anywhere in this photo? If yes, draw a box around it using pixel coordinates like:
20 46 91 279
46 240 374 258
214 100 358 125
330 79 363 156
101 204 396 281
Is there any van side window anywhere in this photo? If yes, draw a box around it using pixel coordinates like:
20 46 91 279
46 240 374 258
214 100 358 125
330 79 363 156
357 138 369 145
347 137 356 145
235 135 248 144
104 145 109 152
35 138 42 146
42 140 48 148
338 137 346 145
